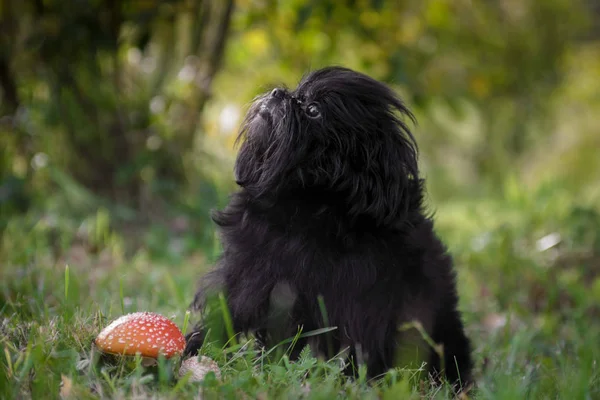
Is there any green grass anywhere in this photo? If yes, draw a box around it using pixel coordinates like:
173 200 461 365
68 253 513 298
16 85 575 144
1 181 599 399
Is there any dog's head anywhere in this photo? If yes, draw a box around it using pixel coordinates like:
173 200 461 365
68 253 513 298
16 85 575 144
235 66 421 226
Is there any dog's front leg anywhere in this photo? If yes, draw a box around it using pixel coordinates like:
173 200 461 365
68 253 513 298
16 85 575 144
184 269 277 356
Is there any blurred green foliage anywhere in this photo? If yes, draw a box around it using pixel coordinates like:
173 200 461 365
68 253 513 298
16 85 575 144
1 0 233 214
1 0 598 225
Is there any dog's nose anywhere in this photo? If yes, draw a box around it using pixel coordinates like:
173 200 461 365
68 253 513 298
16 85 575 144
270 88 285 99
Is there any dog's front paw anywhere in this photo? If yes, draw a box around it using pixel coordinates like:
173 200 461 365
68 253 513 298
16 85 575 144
183 329 206 357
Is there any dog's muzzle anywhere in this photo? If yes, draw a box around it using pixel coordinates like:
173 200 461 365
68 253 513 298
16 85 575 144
258 88 287 120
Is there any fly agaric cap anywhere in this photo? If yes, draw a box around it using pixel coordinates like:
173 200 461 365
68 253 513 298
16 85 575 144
95 312 186 359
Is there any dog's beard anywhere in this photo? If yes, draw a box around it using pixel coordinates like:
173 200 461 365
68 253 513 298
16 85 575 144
234 94 308 193
233 67 422 227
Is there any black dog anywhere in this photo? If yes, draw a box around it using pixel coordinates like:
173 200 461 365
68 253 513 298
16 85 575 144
185 66 472 388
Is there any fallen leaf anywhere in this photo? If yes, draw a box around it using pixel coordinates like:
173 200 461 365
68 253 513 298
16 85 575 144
60 375 72 398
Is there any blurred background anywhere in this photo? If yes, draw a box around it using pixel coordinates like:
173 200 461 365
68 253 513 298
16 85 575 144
1 0 600 391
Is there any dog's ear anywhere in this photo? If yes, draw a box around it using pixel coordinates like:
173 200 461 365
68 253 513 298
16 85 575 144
326 70 423 226
345 117 422 226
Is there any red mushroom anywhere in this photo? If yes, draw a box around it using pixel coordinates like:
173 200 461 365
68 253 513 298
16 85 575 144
94 312 186 359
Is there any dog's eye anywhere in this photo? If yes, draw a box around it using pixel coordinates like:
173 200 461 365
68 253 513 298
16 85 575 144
305 103 321 118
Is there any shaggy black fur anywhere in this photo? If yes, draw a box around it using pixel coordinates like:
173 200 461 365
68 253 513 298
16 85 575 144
185 66 472 388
